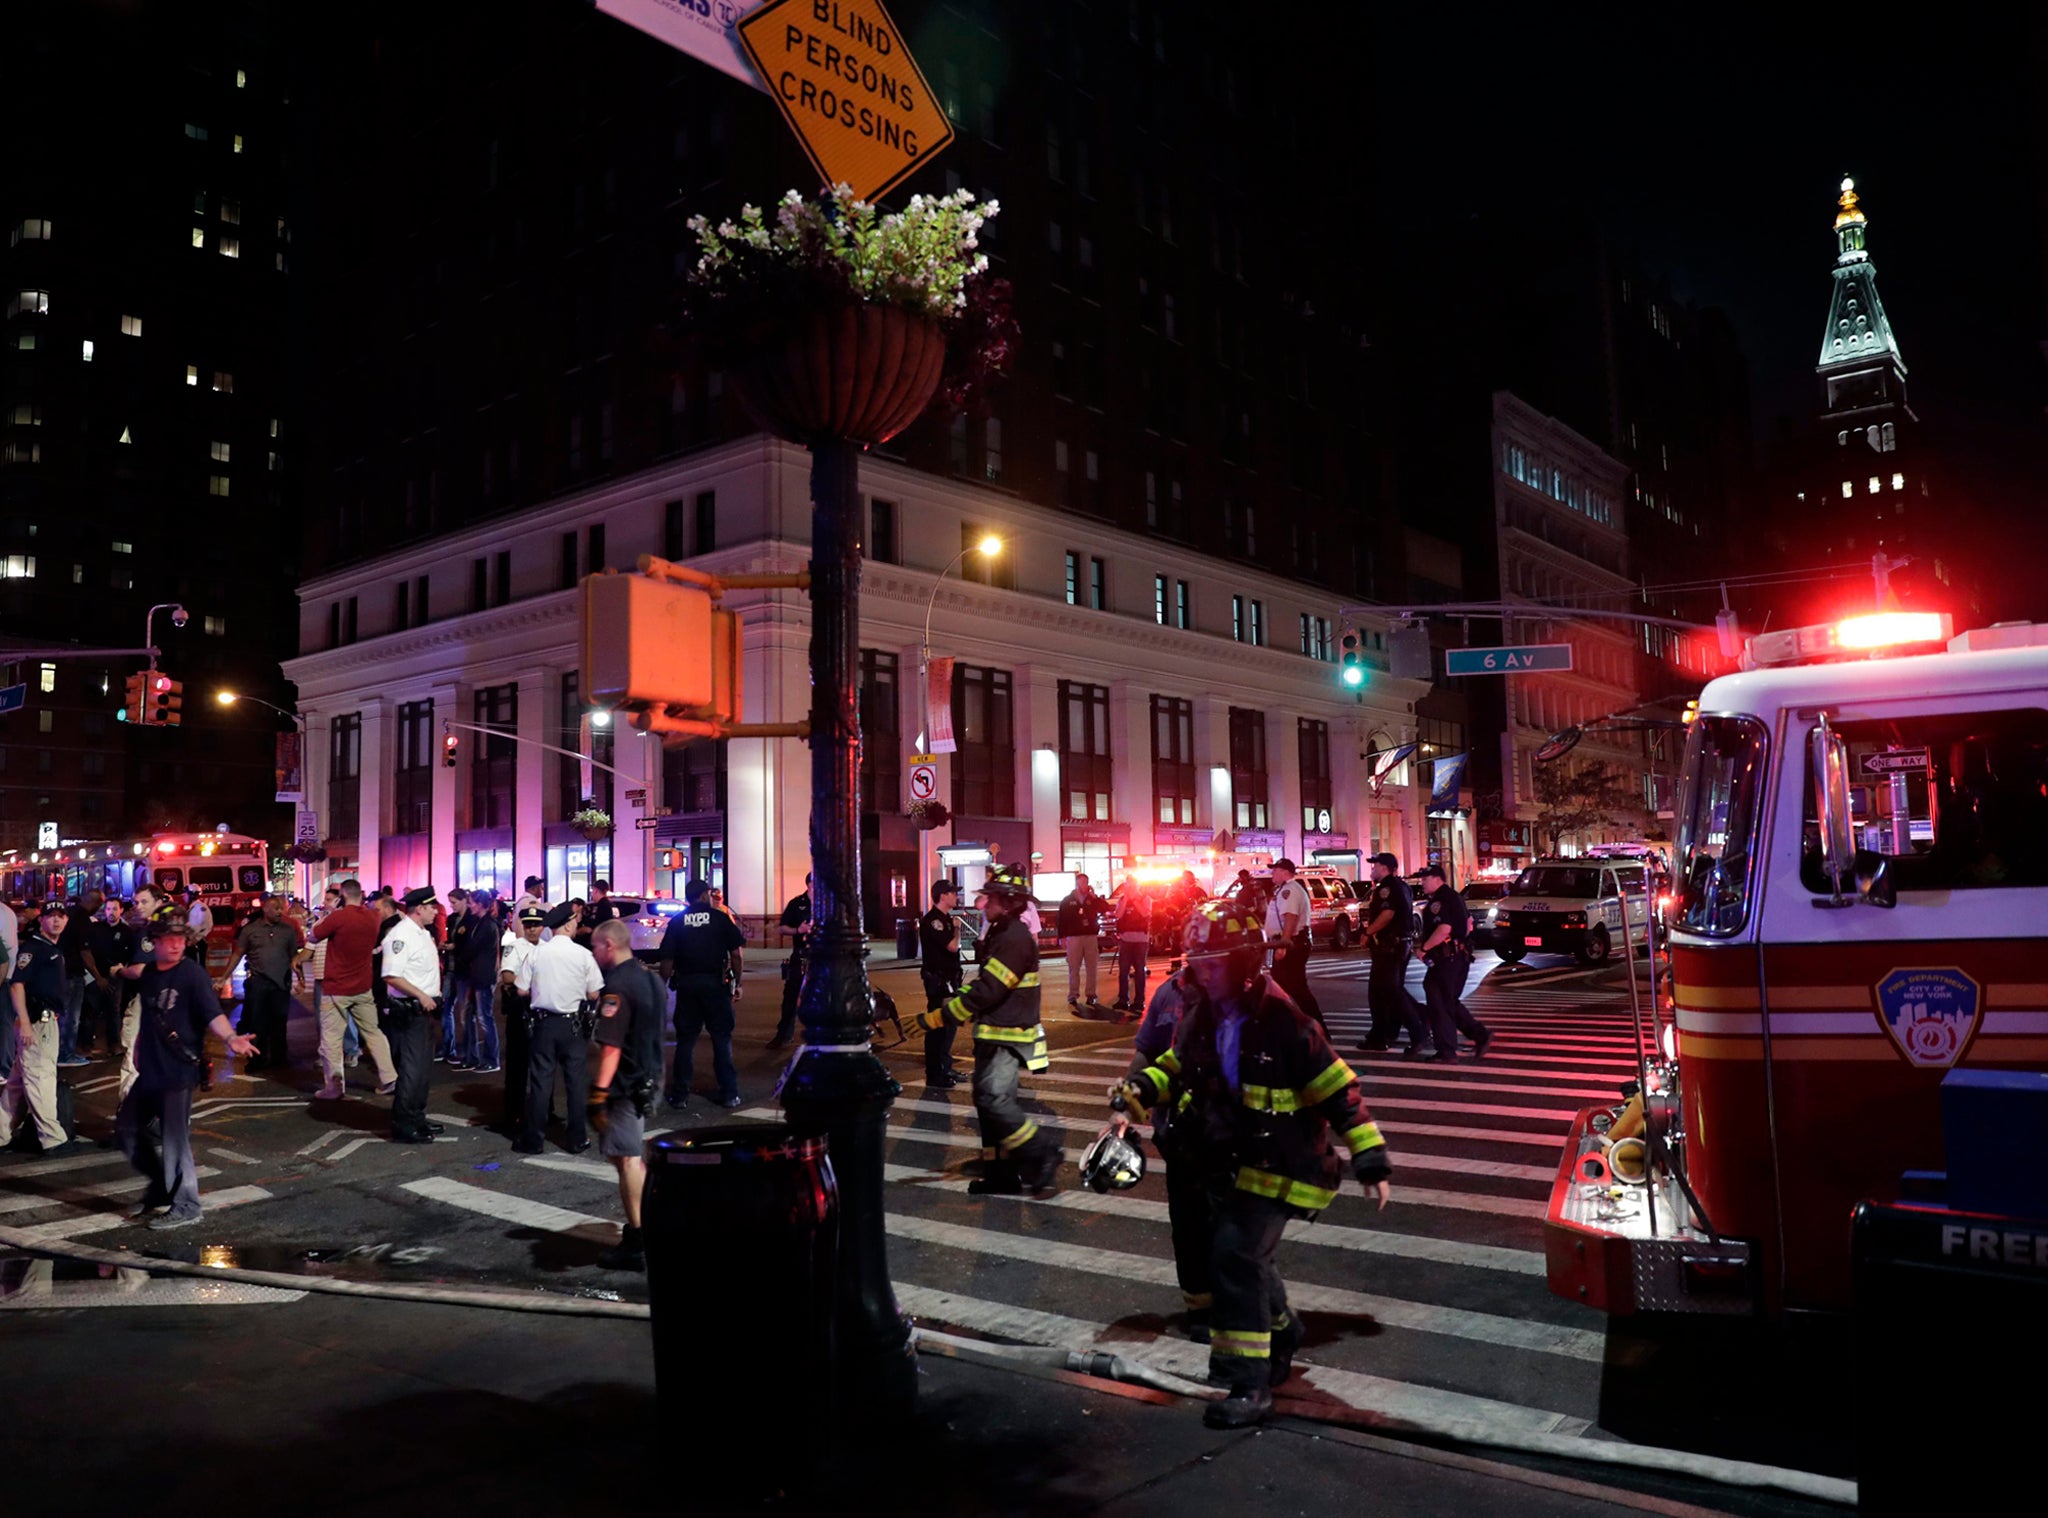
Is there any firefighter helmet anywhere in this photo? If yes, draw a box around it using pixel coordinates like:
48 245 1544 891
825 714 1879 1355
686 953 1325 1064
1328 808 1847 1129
981 863 1033 904
1181 900 1267 984
1080 1125 1147 1192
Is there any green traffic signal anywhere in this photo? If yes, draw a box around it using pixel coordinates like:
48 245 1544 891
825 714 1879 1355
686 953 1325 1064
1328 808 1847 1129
1341 664 1365 687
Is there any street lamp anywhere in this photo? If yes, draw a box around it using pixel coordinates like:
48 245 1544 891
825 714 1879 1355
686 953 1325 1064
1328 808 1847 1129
920 534 1004 667
216 688 310 900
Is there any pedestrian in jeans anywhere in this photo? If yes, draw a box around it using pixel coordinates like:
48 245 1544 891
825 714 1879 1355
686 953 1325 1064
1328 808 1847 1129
310 879 397 1100
438 888 473 1060
452 888 501 1071
118 920 258 1227
1113 887 1152 1013
55 890 101 1067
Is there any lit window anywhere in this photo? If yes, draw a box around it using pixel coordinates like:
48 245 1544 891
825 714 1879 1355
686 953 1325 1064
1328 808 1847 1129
275 252 286 272
213 371 232 393
2 554 35 579
210 440 230 461
81 339 93 361
184 122 207 140
11 219 52 243
232 134 244 154
11 404 41 425
236 67 247 88
1841 480 1853 497
38 662 55 693
13 333 32 350
70 564 82 584
186 364 199 386
269 418 280 438
1891 472 1904 490
221 201 240 225
219 237 240 259
191 227 205 249
267 451 279 471
9 289 49 316
208 475 230 497
204 615 226 636
112 541 133 554
1868 476 1880 494
121 314 142 337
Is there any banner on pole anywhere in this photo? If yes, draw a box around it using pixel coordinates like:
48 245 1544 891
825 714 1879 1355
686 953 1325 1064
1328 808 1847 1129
926 656 956 754
275 731 304 803
1428 752 1469 811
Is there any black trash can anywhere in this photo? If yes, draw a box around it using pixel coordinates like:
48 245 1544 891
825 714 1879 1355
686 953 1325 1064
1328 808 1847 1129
894 916 918 960
644 1122 839 1452
1852 1199 2047 1515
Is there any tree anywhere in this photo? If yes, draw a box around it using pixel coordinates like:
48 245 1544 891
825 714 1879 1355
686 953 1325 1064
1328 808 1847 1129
1532 761 1638 854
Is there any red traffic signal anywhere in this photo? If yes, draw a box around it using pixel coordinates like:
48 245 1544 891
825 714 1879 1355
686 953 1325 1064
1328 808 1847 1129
442 731 459 768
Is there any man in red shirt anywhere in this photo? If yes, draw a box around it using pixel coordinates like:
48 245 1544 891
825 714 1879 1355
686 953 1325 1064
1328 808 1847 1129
310 878 396 1100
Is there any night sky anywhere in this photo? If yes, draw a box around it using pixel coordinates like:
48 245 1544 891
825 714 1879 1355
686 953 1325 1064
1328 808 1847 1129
1366 5 2047 602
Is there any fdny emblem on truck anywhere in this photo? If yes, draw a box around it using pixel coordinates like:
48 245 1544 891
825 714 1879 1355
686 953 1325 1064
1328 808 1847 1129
1875 967 1982 1069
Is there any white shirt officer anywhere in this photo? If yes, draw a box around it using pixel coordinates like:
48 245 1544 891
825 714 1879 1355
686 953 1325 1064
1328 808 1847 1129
1264 874 1312 942
515 908 604 1012
381 909 443 1003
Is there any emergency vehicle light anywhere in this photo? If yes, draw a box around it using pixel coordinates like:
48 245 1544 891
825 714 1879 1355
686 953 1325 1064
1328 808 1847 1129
1835 611 1952 650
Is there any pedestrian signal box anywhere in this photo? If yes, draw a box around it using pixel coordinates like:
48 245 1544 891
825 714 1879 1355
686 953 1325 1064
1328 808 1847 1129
655 848 683 871
583 572 716 711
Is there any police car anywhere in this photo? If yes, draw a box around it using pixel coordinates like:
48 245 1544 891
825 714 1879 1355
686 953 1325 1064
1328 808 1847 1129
1489 857 1650 965
620 898 682 961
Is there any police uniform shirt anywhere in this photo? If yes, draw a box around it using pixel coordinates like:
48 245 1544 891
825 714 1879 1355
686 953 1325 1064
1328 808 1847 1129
1369 877 1415 945
9 932 67 1015
1264 878 1312 941
1422 887 1470 953
514 931 603 1012
133 957 224 1091
595 960 665 1088
380 915 443 1001
919 907 961 978
659 903 745 977
499 929 538 987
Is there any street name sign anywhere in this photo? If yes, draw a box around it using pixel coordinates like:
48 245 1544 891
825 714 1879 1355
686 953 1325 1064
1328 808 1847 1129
736 0 952 202
0 682 24 715
1859 749 1930 777
1445 643 1574 676
593 1 768 92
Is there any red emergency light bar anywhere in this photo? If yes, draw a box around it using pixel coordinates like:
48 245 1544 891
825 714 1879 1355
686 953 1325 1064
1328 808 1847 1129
1747 611 1954 668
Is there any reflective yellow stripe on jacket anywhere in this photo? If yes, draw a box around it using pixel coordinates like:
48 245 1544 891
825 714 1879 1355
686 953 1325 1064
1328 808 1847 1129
974 1022 1049 1072
1240 1058 1356 1114
1343 1121 1386 1155
1233 1166 1337 1211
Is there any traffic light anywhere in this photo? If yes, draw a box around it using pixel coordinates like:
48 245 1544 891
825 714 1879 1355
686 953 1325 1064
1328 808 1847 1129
1338 627 1366 688
655 848 683 871
147 673 183 727
442 731 459 768
122 672 148 725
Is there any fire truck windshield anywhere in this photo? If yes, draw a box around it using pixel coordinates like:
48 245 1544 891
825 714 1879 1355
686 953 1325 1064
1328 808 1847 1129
1673 715 1768 936
1799 707 2048 892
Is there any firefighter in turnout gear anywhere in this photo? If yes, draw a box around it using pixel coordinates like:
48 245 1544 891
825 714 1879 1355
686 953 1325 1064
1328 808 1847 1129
1114 901 1394 1429
906 864 1062 1196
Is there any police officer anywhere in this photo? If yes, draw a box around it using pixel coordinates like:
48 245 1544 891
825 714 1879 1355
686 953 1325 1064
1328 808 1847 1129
512 901 604 1154
497 907 546 1133
918 881 964 1088
657 876 745 1110
906 864 1061 1196
1358 853 1428 1052
1263 859 1322 1027
1115 902 1393 1428
1415 864 1492 1063
1120 950 1213 1340
588 918 668 1271
1 901 77 1155
380 887 448 1143
768 874 812 1051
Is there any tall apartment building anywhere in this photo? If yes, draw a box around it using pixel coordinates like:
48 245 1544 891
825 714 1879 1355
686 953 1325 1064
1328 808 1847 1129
285 2 1416 925
0 0 300 854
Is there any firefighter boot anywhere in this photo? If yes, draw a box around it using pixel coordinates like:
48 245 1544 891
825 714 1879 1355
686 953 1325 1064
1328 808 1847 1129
1204 1383 1274 1429
967 1164 1024 1196
1021 1135 1063 1197
1268 1309 1305 1388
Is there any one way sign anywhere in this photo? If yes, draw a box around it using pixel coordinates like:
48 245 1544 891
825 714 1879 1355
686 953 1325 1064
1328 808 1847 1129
1859 749 1930 777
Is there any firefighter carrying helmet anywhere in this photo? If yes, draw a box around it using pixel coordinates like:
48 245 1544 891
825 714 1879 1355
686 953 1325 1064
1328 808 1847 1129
1181 900 1267 983
1080 1125 1147 1192
981 863 1033 904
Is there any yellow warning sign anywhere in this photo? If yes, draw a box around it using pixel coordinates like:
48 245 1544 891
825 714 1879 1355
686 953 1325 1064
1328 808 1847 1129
736 0 953 203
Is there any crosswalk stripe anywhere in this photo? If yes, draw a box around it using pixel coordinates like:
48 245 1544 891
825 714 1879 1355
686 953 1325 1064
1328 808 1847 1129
905 1076 1580 1130
1361 1049 1642 1071
328 1137 376 1163
0 1166 221 1217
884 1098 1554 1180
0 1270 306 1310
0 1150 133 1180
888 1213 1601 1361
1357 1075 1615 1101
878 1133 1544 1219
891 1283 1588 1436
295 1129 344 1157
401 1175 609 1234
14 1185 273 1242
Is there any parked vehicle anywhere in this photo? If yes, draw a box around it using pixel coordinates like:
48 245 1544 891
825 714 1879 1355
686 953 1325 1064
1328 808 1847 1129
1489 858 1650 966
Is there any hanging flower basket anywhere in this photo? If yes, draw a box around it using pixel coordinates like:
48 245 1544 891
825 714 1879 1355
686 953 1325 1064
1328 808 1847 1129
285 841 328 864
682 186 1015 447
907 799 951 832
570 804 612 841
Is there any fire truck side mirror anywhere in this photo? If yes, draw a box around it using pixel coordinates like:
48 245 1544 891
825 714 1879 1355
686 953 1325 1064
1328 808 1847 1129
1853 850 1898 910
1809 719 1856 905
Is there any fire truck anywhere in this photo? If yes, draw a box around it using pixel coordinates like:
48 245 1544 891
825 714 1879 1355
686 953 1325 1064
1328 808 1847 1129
1546 612 2048 1318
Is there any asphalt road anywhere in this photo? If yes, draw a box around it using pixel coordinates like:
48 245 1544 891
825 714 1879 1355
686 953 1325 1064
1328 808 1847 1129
0 944 1850 1493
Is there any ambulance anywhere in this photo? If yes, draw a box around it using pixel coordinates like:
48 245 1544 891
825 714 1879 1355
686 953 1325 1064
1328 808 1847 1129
1546 612 2048 1318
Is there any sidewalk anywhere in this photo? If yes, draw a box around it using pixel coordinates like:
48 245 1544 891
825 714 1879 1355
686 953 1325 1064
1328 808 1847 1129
0 1282 1810 1517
